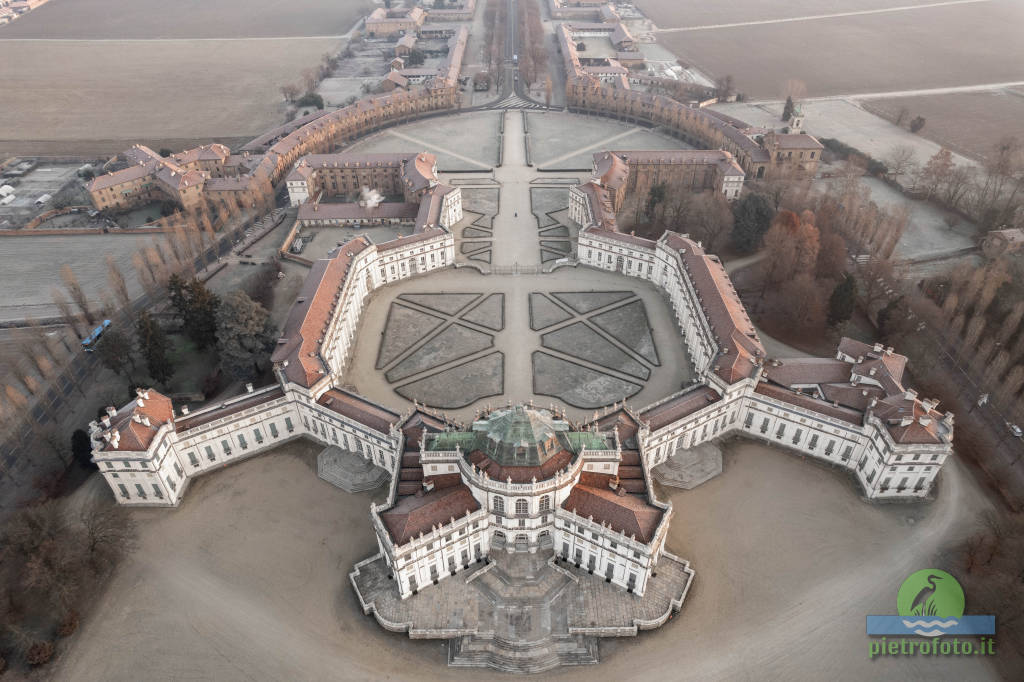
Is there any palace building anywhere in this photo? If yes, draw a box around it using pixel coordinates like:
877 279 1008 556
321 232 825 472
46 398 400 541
89 223 952 570
569 149 745 231
286 151 463 230
372 404 671 598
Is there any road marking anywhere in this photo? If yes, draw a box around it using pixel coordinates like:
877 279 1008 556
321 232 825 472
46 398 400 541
653 0 991 33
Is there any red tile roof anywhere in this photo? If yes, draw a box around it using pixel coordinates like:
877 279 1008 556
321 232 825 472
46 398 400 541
640 386 721 431
380 481 480 545
271 238 372 387
175 387 284 432
467 448 575 483
562 475 663 543
317 388 400 434
100 389 174 452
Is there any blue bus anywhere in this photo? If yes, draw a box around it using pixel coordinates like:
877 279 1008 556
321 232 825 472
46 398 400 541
81 319 112 351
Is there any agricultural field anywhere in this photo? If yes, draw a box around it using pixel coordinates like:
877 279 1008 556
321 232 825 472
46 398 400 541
864 90 1024 162
0 0 373 156
0 39 340 157
0 0 373 39
0 233 164 322
638 0 1024 99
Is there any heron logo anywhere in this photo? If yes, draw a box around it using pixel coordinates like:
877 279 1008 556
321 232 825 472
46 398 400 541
867 568 996 659
896 569 964 623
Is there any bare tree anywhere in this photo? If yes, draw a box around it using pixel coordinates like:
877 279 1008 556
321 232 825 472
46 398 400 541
80 498 137 573
60 265 95 325
50 288 83 338
884 144 917 181
106 256 132 312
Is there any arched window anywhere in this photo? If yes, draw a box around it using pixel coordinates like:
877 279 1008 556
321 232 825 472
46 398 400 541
493 496 504 514
515 498 529 516
539 495 551 513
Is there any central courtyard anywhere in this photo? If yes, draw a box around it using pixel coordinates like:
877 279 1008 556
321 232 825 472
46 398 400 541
371 289 670 409
346 270 692 419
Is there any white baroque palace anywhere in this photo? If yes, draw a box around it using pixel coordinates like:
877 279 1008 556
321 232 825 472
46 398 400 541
89 164 952 603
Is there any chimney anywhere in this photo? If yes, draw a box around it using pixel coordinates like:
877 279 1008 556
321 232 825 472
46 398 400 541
106 406 117 418
921 398 938 412
141 416 151 427
101 415 111 428
904 389 918 401
181 405 190 416
900 417 913 427
868 367 877 376
132 413 142 423
873 343 883 352
918 416 932 426
136 398 145 408
245 383 254 393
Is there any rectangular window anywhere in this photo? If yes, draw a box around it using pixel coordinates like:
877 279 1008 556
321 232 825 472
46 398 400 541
173 462 183 477
792 428 802 445
254 428 263 444
206 445 216 461
285 417 294 433
118 483 129 499
809 435 818 450
238 434 248 450
842 445 853 462
760 417 769 434
135 484 147 499
221 440 231 456
188 451 199 467
152 484 164 498
775 424 785 439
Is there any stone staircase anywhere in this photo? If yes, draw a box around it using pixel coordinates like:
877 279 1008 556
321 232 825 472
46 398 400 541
317 446 390 493
448 633 599 673
446 549 599 672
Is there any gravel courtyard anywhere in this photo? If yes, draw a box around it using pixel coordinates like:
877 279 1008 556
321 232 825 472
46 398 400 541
53 438 1000 680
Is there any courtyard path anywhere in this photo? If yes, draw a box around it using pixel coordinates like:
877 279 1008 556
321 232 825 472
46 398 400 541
387 129 491 170
490 112 541 268
652 0 991 33
746 80 1024 105
535 126 647 169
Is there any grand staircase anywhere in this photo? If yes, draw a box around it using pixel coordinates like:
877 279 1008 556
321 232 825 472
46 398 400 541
448 549 600 672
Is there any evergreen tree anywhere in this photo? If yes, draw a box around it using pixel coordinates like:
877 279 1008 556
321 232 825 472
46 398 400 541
730 193 775 253
827 274 857 327
645 183 667 220
136 312 174 385
94 328 138 381
216 290 277 381
168 275 220 350
782 95 794 122
70 429 95 469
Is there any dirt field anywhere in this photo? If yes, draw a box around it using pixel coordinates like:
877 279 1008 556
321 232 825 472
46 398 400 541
0 0 373 39
864 90 1024 162
0 232 165 322
638 0 942 28
0 38 343 157
642 0 1024 99
51 438 1003 680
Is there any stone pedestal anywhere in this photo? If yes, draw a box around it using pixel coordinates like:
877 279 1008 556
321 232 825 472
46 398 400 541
317 446 389 493
652 441 723 490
